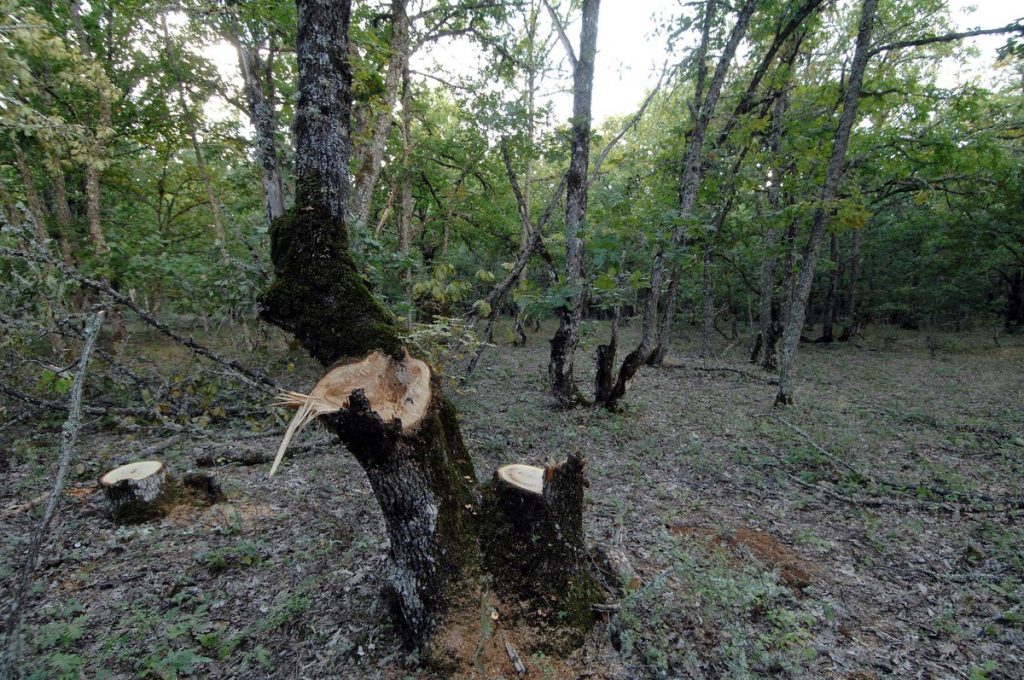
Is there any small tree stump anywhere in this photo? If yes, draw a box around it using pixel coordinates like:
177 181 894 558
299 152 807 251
100 460 170 523
480 454 603 650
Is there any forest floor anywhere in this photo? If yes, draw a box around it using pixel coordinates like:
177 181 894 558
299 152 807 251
2 318 1023 679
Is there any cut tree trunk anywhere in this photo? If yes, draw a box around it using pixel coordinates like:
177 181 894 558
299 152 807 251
261 0 602 656
479 455 602 649
100 461 170 523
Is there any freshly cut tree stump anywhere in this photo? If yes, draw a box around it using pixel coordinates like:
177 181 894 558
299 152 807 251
100 460 170 523
480 453 603 650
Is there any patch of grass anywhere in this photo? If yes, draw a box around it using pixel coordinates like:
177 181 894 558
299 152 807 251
194 539 264 572
612 535 818 678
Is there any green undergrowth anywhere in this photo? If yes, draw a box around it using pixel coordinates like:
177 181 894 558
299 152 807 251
612 532 819 679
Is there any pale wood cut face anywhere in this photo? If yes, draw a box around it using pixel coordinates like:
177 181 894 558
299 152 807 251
101 460 163 485
309 351 430 430
497 463 544 495
270 350 432 477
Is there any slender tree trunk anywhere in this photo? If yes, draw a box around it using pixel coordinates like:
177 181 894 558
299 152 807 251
820 232 841 342
162 17 229 260
839 227 863 340
701 241 715 358
398 66 414 257
549 0 600 406
230 35 286 221
68 0 109 253
776 0 877 405
351 0 408 230
13 145 49 243
647 272 679 366
49 169 76 267
754 91 787 367
605 0 756 409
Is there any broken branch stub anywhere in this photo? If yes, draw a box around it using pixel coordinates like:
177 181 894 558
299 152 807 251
270 350 431 476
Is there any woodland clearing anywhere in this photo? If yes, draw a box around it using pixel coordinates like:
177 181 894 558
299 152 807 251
2 319 1022 679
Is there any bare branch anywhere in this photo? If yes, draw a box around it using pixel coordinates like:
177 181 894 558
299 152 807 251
1 311 104 675
869 22 1024 57
543 0 578 68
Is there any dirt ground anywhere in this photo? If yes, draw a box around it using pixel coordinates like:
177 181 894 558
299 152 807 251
2 319 1023 679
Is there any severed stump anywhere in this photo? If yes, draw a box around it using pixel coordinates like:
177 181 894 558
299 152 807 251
271 351 604 654
479 454 603 650
273 350 477 644
99 462 224 523
100 460 170 523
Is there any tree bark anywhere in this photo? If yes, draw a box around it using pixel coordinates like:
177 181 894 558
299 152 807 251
605 0 757 409
229 32 286 221
351 0 409 230
701 241 715 358
549 0 600 407
261 0 601 652
839 227 863 340
479 454 601 649
754 91 788 368
12 144 49 243
776 0 877 405
819 232 842 343
68 0 109 253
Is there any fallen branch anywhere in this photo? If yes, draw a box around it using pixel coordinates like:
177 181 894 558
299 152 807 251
0 241 279 395
664 361 778 385
1 311 103 675
757 412 875 485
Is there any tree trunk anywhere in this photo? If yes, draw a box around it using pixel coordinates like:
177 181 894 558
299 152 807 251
68 0 109 253
100 461 171 523
754 90 787 368
231 35 286 221
701 241 715 359
549 0 600 407
647 270 679 366
351 0 408 230
479 455 601 649
162 17 229 260
12 144 49 243
606 0 756 409
776 0 877 405
1005 267 1024 332
261 0 601 652
839 227 863 340
819 232 841 343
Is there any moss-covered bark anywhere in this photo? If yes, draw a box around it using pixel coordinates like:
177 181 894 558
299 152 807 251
478 454 603 650
261 0 602 657
261 204 403 365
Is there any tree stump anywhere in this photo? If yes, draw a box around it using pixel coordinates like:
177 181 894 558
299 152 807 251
100 460 170 523
479 454 603 650
273 351 478 643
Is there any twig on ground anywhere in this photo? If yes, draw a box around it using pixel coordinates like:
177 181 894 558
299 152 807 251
665 360 778 385
756 412 877 486
1 310 104 676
